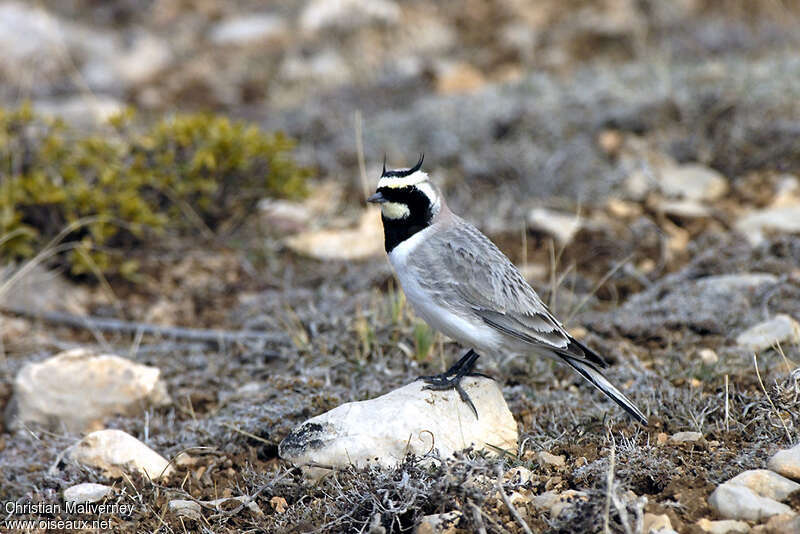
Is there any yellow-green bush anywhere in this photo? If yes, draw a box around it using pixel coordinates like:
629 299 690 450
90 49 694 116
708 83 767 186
0 104 308 278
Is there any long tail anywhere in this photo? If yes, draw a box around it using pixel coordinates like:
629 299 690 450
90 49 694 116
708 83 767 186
558 354 648 425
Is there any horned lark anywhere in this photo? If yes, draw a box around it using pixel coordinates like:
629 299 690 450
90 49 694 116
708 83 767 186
368 156 648 424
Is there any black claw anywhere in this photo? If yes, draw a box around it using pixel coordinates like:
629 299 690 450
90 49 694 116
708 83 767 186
417 349 489 419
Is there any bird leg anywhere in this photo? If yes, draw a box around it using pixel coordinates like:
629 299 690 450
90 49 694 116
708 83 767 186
417 349 493 418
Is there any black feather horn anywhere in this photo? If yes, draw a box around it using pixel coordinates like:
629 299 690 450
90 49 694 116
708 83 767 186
382 153 387 176
409 153 424 174
381 153 425 178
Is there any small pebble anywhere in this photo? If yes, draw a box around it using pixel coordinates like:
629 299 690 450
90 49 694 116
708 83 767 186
735 315 800 352
68 429 173 480
643 513 673 533
768 442 800 481
415 511 461 534
699 349 719 365
168 500 202 521
762 513 800 534
63 483 114 504
532 490 588 518
728 469 800 501
537 451 565 468
696 518 750 533
669 431 702 443
708 483 793 521
506 466 533 486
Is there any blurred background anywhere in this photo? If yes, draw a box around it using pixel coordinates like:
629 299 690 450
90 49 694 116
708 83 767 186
2 1 800 532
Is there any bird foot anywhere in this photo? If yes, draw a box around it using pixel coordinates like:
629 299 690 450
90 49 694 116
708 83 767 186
417 349 493 419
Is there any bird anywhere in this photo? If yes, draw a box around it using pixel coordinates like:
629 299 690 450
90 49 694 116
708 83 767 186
367 155 648 425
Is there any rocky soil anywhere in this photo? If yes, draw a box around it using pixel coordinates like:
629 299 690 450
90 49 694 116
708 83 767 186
2 0 800 533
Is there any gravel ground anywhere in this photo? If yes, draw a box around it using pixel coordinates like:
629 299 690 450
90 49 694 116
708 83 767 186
1 1 800 532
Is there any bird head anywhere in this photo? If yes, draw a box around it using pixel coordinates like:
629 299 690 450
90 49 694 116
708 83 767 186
367 154 441 223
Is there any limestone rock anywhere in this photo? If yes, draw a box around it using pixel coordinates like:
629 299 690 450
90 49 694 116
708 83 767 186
708 483 794 521
728 469 800 501
536 451 566 467
68 429 174 480
527 208 583 246
670 431 703 443
762 513 800 534
169 499 202 521
279 377 517 474
659 164 728 201
768 442 800 481
11 348 169 432
63 483 114 504
735 204 800 245
643 513 673 533
699 349 719 365
300 0 400 33
34 95 124 126
506 466 533 486
735 315 800 353
532 490 589 518
205 496 262 515
210 14 287 46
416 511 461 534
285 207 383 261
656 198 713 219
696 518 750 534
602 272 778 338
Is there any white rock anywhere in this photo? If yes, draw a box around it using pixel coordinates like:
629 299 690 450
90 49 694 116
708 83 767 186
285 207 384 261
300 0 400 33
34 96 124 126
63 483 114 504
205 496 262 515
536 451 565 467
11 348 169 432
735 204 800 245
763 513 800 534
768 442 800 481
507 466 533 486
0 263 89 315
708 483 794 521
416 510 461 534
279 377 517 473
696 518 750 534
527 208 583 246
68 429 174 480
115 32 172 85
728 469 800 501
258 198 311 234
669 431 703 443
659 164 729 201
656 198 712 218
700 273 778 293
699 348 719 365
210 14 287 46
279 49 352 87
624 169 654 200
643 513 673 533
532 490 588 517
169 499 202 520
0 3 109 83
735 315 800 352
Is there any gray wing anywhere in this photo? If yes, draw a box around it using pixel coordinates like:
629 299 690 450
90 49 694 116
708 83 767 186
414 219 607 368
410 218 648 425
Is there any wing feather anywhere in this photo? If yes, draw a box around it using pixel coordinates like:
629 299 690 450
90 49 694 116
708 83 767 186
413 218 607 367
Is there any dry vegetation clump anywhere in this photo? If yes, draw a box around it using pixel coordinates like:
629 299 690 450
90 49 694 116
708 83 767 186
0 104 308 279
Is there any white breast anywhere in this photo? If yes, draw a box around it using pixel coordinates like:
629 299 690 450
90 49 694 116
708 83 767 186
388 228 501 352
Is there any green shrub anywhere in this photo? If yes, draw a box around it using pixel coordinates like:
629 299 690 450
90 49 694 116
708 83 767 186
0 104 308 279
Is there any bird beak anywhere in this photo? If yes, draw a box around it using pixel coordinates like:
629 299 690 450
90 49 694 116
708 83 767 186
367 192 386 204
